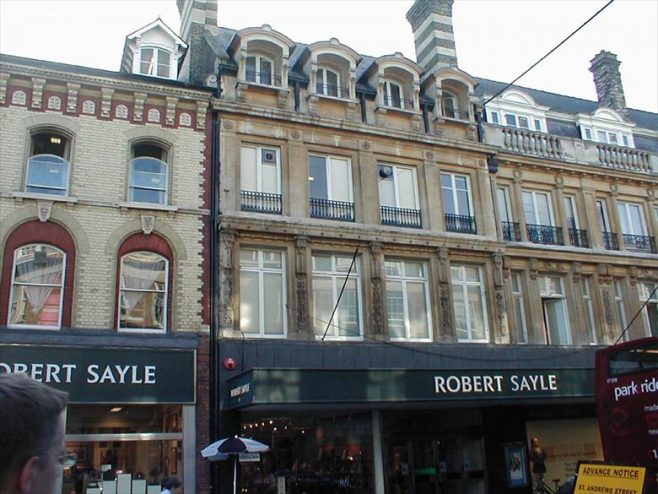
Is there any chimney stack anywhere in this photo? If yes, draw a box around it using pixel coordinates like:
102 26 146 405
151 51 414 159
589 50 628 118
406 0 458 75
177 0 218 43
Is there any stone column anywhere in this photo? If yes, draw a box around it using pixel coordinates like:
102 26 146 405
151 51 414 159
358 141 380 225
287 131 308 219
554 176 567 245
220 120 240 212
492 253 509 343
512 170 527 241
581 185 603 248
219 228 236 335
476 166 496 238
597 264 617 345
422 151 441 231
293 235 311 338
608 184 623 250
369 241 385 337
436 248 455 341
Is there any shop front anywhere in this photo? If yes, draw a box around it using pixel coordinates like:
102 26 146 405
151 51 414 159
221 367 601 494
0 342 196 494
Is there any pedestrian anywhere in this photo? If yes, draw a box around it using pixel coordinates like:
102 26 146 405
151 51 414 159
161 475 182 494
0 372 70 494
529 437 548 491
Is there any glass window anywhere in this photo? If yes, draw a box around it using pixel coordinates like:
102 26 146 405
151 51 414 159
511 273 527 344
539 275 571 345
384 80 404 109
241 146 280 194
582 277 597 344
523 190 553 226
240 248 287 337
26 131 70 196
139 47 171 78
441 173 472 216
308 155 352 203
129 142 168 204
317 68 341 97
617 202 647 236
442 92 458 119
246 55 274 86
583 128 593 140
385 259 431 340
517 116 529 129
119 251 168 332
451 265 488 342
9 244 65 329
312 253 362 339
378 164 418 210
497 186 512 223
638 281 658 337
504 114 516 126
564 195 579 230
490 111 500 124
614 280 628 341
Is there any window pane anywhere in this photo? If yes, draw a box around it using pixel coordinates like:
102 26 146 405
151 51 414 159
536 193 552 225
312 255 332 272
262 250 282 269
309 155 327 199
386 281 405 338
407 282 429 339
518 116 529 129
497 187 511 222
404 261 424 278
240 249 258 266
313 276 333 336
240 147 257 190
261 162 278 194
337 279 359 337
467 285 486 340
240 271 260 333
10 245 65 328
384 260 402 277
396 168 416 209
453 285 467 340
140 48 154 75
522 192 536 224
27 155 68 192
264 273 284 335
505 114 516 126
491 111 499 124
330 158 351 202
120 252 167 331
157 49 170 78
378 170 396 207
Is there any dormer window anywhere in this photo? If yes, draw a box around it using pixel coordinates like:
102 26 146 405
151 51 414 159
384 80 407 109
576 108 635 148
26 130 71 196
140 47 171 78
246 54 276 86
485 90 548 133
442 92 458 119
317 67 342 98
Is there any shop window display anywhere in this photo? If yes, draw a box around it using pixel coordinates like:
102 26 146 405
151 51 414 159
239 413 374 494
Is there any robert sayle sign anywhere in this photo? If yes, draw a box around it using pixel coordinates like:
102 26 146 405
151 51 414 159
0 344 196 403
574 463 645 494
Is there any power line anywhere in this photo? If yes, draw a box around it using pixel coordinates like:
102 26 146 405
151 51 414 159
483 0 616 106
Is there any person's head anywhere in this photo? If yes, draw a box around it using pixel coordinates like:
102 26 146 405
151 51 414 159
163 475 182 493
0 373 69 494
531 437 540 448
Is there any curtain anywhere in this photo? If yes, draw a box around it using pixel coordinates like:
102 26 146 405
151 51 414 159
14 246 63 315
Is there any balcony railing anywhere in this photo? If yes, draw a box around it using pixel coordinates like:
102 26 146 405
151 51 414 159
623 234 657 253
568 228 589 248
380 206 422 228
501 221 521 241
383 95 414 110
602 232 619 251
445 213 476 234
526 224 564 246
245 70 282 87
241 190 282 214
501 128 562 159
316 84 350 98
596 144 652 173
310 198 354 222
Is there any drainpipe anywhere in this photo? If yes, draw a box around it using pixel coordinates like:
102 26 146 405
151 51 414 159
359 91 367 123
294 80 300 112
209 65 222 493
421 103 430 133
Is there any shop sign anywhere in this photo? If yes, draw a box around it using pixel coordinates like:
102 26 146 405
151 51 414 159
0 344 195 404
226 368 593 408
239 453 260 463
574 462 645 493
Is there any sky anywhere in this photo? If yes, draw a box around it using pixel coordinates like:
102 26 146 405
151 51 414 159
0 0 656 113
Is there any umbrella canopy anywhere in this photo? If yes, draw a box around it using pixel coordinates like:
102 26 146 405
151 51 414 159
201 436 270 459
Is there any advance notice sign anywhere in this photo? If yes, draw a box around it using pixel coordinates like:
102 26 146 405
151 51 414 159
574 463 645 494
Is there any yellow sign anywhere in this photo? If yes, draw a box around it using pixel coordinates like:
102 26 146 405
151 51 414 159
574 463 646 494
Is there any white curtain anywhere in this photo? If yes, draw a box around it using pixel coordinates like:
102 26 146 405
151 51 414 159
120 254 163 311
15 247 63 315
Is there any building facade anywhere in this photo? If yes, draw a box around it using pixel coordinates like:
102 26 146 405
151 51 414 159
0 44 213 493
173 0 657 493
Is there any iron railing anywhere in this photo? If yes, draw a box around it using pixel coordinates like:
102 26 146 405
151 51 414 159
568 228 589 248
444 213 476 234
623 234 657 253
240 190 282 214
245 70 281 87
526 224 564 246
501 221 521 241
310 198 354 222
383 95 414 110
602 232 619 251
315 84 350 98
380 205 422 228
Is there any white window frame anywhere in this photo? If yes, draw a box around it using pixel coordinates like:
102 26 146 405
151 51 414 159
638 281 658 337
139 46 172 79
240 145 281 194
563 195 580 230
128 142 169 205
613 280 628 341
239 248 288 338
522 190 555 226
384 259 432 341
597 199 612 233
377 164 419 210
383 80 404 109
617 201 648 236
118 251 169 334
539 275 571 345
442 91 459 119
25 131 71 196
511 272 528 344
582 277 597 344
316 67 342 98
441 173 473 217
497 186 513 223
8 244 66 330
308 154 353 203
451 264 489 343
311 253 363 340
246 54 276 86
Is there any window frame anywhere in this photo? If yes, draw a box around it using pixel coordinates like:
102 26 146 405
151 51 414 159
384 259 432 342
377 163 420 210
511 272 528 344
617 201 648 236
240 145 281 194
441 173 473 217
311 253 363 340
442 91 459 119
8 244 66 330
117 251 169 334
139 46 172 79
128 141 170 205
539 275 571 345
246 54 276 86
522 190 555 226
451 264 489 343
25 130 72 196
316 67 342 98
638 281 658 337
308 153 354 203
383 80 405 109
239 247 288 338
613 279 628 341
582 277 597 344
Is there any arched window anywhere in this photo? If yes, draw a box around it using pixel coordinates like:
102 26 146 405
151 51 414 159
8 244 66 329
26 129 71 196
118 251 169 332
129 141 169 204
139 47 171 78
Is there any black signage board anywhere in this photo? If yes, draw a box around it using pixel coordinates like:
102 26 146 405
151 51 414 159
227 368 594 409
0 344 195 404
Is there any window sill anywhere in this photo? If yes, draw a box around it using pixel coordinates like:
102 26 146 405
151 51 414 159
118 201 178 212
118 327 167 334
375 105 421 116
435 115 475 125
311 93 356 104
7 324 61 331
13 191 79 203
238 80 288 92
